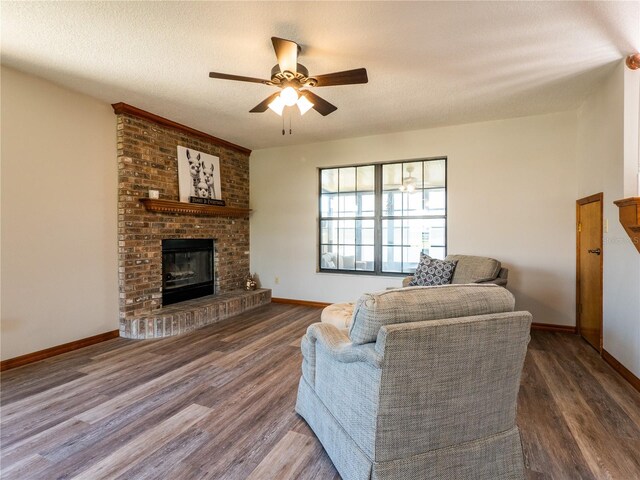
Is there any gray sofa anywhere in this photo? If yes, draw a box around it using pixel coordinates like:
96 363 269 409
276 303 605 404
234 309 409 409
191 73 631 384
403 254 509 287
296 284 531 480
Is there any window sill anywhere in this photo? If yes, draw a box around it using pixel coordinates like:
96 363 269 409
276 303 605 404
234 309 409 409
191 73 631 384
316 269 409 278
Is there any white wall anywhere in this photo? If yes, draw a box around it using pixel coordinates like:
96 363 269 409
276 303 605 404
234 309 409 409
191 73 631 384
1 66 118 360
577 60 640 378
251 111 578 326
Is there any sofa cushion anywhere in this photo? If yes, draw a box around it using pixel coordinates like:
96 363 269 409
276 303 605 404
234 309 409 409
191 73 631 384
408 254 457 287
446 255 501 284
348 284 515 345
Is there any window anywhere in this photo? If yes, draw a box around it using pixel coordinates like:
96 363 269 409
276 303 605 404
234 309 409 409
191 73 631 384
319 158 447 275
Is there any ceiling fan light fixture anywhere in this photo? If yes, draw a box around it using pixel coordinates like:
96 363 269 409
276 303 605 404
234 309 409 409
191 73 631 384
268 95 285 116
210 36 368 120
296 95 314 115
280 86 299 107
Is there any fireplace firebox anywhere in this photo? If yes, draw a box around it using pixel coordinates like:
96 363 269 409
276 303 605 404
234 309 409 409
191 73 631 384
162 239 214 306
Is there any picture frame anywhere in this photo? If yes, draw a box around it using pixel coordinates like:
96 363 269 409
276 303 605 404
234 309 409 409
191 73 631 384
177 146 222 203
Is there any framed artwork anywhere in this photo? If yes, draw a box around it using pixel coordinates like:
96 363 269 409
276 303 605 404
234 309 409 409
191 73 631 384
177 146 222 203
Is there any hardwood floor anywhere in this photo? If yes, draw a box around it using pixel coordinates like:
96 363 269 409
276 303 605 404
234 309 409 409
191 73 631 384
519 331 640 479
1 303 639 479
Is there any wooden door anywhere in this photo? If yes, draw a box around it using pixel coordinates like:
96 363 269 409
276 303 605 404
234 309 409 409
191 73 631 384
576 193 603 351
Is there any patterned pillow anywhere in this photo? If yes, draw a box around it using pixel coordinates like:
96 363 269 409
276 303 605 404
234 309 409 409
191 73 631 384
408 254 457 286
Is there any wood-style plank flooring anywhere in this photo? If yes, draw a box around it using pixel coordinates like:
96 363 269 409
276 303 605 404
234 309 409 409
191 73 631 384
1 303 639 479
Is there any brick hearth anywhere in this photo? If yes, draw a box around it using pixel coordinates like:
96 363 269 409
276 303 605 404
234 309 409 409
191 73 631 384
114 104 267 338
120 289 271 339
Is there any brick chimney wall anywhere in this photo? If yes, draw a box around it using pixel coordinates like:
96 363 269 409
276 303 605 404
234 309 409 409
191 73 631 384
116 111 250 322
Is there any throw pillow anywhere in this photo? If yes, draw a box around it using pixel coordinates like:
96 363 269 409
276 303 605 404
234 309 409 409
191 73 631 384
408 254 457 286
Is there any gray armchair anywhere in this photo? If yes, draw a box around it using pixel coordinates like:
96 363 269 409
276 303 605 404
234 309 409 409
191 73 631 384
403 254 509 287
296 284 531 480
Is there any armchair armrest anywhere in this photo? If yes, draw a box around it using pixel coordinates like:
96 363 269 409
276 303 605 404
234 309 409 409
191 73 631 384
479 277 507 286
306 323 383 366
404 268 508 287
478 267 508 286
301 323 382 387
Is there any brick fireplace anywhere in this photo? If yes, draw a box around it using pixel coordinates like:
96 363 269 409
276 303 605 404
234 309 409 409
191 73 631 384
114 103 269 338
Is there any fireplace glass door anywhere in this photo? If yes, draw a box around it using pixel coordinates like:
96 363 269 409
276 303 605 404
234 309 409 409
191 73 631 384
162 239 214 305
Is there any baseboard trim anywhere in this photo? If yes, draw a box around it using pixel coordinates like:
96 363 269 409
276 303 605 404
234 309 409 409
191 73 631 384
602 349 640 392
271 298 331 309
531 322 577 334
0 330 120 371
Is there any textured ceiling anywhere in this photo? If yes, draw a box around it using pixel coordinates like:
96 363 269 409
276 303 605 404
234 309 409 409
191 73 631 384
1 1 638 150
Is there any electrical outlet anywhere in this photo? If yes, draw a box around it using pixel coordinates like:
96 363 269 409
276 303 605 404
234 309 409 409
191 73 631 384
274 276 280 285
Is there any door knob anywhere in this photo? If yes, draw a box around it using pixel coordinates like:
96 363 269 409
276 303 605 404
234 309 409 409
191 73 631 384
588 248 601 255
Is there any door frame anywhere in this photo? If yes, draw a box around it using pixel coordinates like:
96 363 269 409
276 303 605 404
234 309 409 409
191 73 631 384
576 192 604 352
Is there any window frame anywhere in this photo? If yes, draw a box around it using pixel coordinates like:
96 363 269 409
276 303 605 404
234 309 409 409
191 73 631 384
317 157 448 276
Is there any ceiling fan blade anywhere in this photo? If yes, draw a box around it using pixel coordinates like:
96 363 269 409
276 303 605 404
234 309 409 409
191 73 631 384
312 68 369 87
302 90 338 116
249 92 281 113
271 37 299 74
209 72 271 85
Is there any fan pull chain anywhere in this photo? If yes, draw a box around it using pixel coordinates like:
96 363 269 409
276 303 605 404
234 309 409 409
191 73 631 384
279 109 295 136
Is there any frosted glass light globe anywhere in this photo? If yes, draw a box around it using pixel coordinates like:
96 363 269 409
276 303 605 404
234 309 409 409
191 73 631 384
268 95 285 116
296 95 314 115
280 86 299 107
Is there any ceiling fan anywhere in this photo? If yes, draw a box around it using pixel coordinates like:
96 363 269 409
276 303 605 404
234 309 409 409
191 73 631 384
209 37 368 117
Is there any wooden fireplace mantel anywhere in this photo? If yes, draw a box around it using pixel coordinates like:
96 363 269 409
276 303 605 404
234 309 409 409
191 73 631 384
613 197 640 253
139 198 251 217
